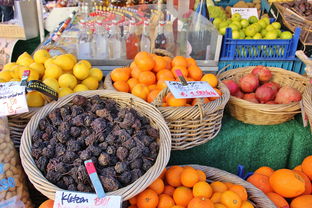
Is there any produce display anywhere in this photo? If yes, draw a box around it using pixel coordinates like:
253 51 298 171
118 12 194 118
125 165 255 208
282 0 312 20
30 95 159 193
110 52 222 106
0 50 103 107
247 155 312 208
222 66 302 104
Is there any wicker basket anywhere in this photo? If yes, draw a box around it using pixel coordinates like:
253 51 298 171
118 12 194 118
219 66 309 125
103 72 116 91
151 81 230 150
303 83 312 132
184 165 276 208
20 90 171 200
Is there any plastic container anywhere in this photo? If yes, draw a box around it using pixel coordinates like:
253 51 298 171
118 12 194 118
213 0 253 7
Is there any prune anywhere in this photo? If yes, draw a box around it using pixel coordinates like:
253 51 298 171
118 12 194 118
149 142 158 152
77 165 89 184
48 109 62 126
42 146 55 158
87 145 102 157
55 144 66 156
72 115 85 126
38 118 49 130
77 183 93 192
60 105 71 120
72 95 88 106
98 153 110 166
90 95 101 104
56 132 69 144
55 162 68 173
91 118 107 133
146 127 159 139
118 172 131 185
114 130 131 143
81 128 92 137
80 150 92 161
85 133 97 146
32 129 43 142
63 176 75 186
142 158 153 171
100 176 121 192
106 146 116 155
98 142 108 150
46 170 62 184
133 137 145 149
128 147 143 161
99 167 116 177
122 139 136 149
42 133 50 141
116 147 128 161
67 140 81 152
59 122 70 133
63 151 77 163
31 147 42 159
105 134 116 145
35 156 48 173
73 158 83 167
131 119 141 131
130 159 143 170
96 109 113 122
114 162 128 174
91 104 105 113
84 114 95 126
68 184 77 191
119 112 135 129
46 158 59 172
71 105 84 117
141 136 154 146
130 169 143 183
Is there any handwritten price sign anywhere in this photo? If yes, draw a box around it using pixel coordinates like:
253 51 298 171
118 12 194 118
53 191 122 208
165 81 220 99
0 82 28 116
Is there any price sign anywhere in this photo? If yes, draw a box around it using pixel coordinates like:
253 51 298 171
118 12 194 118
53 191 122 208
231 8 258 19
0 82 28 116
165 81 220 99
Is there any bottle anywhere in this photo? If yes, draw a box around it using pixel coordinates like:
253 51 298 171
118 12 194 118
108 20 122 59
77 20 92 59
140 20 151 53
154 21 167 50
177 14 190 56
126 19 140 59
120 22 128 59
95 20 109 59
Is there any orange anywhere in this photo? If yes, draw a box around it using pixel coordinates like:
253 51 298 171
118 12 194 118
111 68 130 82
192 98 210 106
156 79 173 90
149 178 165 195
302 155 312 180
113 81 130 92
247 173 273 194
269 169 305 198
171 206 184 208
123 67 131 75
254 166 274 177
158 194 175 208
131 84 150 101
139 71 156 85
137 189 159 208
135 52 155 71
188 65 203 81
209 88 222 101
157 69 174 81
220 190 242 208
167 93 187 107
148 84 157 91
187 197 214 208
180 167 199 188
211 181 228 193
147 89 161 103
171 66 188 78
196 170 206 182
241 201 255 208
294 165 303 172
294 170 312 195
193 181 213 198
214 203 227 208
39 199 54 208
229 184 248 201
128 78 139 90
266 192 289 208
130 61 137 70
173 187 193 207
224 182 234 189
159 169 167 180
163 56 172 69
163 185 175 197
131 64 141 79
172 56 188 68
211 192 222 203
129 196 138 205
201 74 218 88
186 57 197 67
153 56 167 73
165 166 184 187
290 195 312 208
129 205 138 208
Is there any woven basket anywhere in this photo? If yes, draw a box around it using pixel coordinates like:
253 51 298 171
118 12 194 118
103 72 116 91
152 81 230 150
303 83 312 132
219 66 309 125
20 90 171 200
184 165 276 208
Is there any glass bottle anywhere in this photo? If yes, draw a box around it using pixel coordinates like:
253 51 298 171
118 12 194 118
108 20 122 59
154 21 167 50
120 22 128 59
126 19 140 59
140 20 151 53
95 20 109 59
177 16 190 56
77 20 92 59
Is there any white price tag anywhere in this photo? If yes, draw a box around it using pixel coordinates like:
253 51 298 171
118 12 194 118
53 191 122 208
231 8 258 19
165 81 220 99
0 82 28 116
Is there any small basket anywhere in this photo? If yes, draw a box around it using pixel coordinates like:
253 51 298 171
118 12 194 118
152 81 230 150
103 72 116 91
183 165 276 208
218 66 309 125
303 83 312 132
20 90 171 200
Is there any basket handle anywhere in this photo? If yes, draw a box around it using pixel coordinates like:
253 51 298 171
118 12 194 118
34 45 67 55
216 64 232 78
152 49 174 58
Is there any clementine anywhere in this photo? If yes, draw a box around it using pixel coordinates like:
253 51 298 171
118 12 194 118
188 65 203 81
135 52 155 71
211 181 228 193
39 199 54 208
293 170 312 195
293 165 303 172
113 81 130 92
131 64 141 79
290 195 312 208
137 189 159 208
171 66 188 78
131 84 150 101
180 167 199 188
211 192 222 203
153 56 167 72
167 93 187 107
157 69 174 81
220 190 242 208
149 178 165 195
187 197 214 208
241 201 255 208
139 71 156 85
186 57 197 67
247 173 273 194
163 185 175 197
158 194 175 208
302 155 312 180
172 56 188 68
209 88 222 101
173 187 193 207
111 68 130 82
193 181 213 198
196 170 207 182
266 192 289 208
229 184 248 201
129 196 137 205
165 166 184 187
201 74 218 88
254 166 275 177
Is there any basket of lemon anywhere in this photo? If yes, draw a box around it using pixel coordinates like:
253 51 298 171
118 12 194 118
1 48 104 148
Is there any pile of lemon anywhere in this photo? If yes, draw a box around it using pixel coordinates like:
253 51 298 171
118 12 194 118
0 49 103 107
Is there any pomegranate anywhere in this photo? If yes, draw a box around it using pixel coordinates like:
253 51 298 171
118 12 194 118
255 85 275 103
233 90 244 99
222 80 239 95
243 93 259 103
266 101 277 104
239 73 259 93
251 65 272 82
262 82 280 95
275 86 302 104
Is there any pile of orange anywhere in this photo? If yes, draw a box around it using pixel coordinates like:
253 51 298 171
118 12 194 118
247 155 312 208
110 52 222 106
128 166 254 208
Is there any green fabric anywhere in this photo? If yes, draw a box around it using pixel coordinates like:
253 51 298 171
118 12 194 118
11 36 41 62
169 112 312 174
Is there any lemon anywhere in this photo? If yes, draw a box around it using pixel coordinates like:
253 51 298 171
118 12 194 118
73 62 90 80
44 58 54 68
82 76 98 90
58 88 73 98
43 78 59 93
33 49 51 64
16 52 32 63
26 91 45 107
65 54 77 64
89 68 103 81
0 79 6 82
18 57 34 67
53 54 75 71
27 70 40 81
44 64 63 79
3 62 16 71
74 84 89 92
58 74 77 89
10 65 20 79
18 66 29 79
0 71 12 82
29 62 45 77
78 60 91 69
10 78 20 82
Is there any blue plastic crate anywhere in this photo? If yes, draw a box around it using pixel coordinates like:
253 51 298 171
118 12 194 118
220 27 301 61
213 0 253 7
